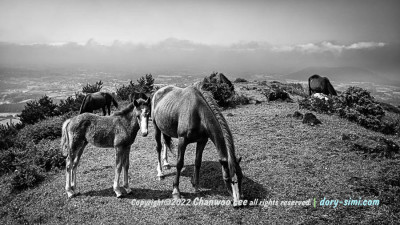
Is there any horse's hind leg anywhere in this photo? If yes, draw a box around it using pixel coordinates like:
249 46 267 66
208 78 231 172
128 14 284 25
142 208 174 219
107 103 111 115
191 139 207 193
162 134 172 169
121 146 132 195
172 137 188 199
70 142 86 195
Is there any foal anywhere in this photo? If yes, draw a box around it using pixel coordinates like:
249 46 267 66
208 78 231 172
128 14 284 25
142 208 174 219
61 98 151 198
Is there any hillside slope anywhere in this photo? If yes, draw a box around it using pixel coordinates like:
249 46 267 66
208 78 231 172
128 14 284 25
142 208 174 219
0 99 399 224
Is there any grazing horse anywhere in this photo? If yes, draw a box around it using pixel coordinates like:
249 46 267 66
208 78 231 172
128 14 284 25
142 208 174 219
308 74 337 96
152 84 243 203
61 98 151 198
79 92 119 116
129 91 150 103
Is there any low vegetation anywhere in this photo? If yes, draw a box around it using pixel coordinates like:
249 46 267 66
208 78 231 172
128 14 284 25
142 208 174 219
0 77 399 223
299 86 400 135
116 74 155 100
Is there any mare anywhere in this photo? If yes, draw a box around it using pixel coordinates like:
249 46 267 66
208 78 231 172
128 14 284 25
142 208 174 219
151 84 243 203
79 92 119 116
308 74 337 96
61 98 151 198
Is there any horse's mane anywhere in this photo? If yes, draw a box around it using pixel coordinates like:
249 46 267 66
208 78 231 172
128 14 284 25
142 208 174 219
193 82 237 175
112 103 134 116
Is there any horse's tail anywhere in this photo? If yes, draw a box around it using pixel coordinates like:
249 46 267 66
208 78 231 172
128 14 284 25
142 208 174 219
111 95 119 109
327 81 337 96
193 83 237 172
79 94 89 114
61 119 72 157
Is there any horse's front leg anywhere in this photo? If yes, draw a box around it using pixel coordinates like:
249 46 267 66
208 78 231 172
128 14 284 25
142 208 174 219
154 125 164 180
191 139 207 193
122 146 132 195
113 146 124 198
172 137 188 199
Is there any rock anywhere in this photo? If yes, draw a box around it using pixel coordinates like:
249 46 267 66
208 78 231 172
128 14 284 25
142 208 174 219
351 137 399 158
267 89 291 102
341 133 359 141
249 99 261 105
293 111 303 119
302 113 321 125
312 93 329 101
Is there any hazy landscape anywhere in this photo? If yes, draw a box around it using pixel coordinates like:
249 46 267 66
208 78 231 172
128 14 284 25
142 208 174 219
1 0 400 224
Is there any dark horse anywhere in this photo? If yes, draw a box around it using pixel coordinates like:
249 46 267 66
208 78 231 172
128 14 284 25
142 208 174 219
79 92 119 116
129 91 150 103
152 83 243 203
61 98 151 198
308 74 337 96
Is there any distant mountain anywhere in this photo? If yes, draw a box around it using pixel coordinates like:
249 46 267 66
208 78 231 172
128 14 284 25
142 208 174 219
285 66 396 85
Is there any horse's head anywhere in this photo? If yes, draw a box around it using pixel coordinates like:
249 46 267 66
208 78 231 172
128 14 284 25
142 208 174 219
220 157 244 206
133 98 151 137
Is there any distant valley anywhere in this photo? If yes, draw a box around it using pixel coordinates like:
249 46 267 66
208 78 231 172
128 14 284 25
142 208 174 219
0 67 399 115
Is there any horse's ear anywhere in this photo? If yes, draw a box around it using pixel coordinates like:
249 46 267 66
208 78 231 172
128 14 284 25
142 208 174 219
133 99 139 108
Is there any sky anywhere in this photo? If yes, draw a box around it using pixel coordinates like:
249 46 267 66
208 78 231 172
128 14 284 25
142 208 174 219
0 0 399 82
1 0 399 45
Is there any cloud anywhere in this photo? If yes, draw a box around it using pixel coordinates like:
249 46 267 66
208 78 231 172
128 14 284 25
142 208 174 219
272 41 386 54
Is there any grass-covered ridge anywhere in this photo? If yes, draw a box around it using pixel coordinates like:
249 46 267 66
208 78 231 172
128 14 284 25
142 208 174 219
0 80 399 224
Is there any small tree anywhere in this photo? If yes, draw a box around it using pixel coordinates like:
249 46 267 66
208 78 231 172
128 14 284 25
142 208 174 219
116 74 155 100
57 92 85 114
19 95 59 125
82 80 103 93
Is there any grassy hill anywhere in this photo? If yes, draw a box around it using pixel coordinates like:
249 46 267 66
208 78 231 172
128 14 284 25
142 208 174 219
0 83 399 224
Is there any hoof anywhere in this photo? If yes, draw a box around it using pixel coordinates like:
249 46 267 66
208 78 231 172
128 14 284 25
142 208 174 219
114 187 124 198
172 193 181 200
67 191 76 198
194 187 200 193
116 194 124 198
163 164 171 170
157 175 165 181
124 188 133 195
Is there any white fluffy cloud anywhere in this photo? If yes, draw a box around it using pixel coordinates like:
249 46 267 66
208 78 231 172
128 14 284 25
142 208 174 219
272 41 386 54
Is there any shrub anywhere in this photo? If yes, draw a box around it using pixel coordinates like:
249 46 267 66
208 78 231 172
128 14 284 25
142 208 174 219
0 123 22 150
234 78 248 83
28 140 65 172
137 74 155 94
201 72 235 107
16 114 70 146
57 92 85 114
0 148 17 175
299 86 399 134
262 87 291 102
82 80 103 93
11 164 44 190
19 95 60 125
116 74 155 100
230 93 251 106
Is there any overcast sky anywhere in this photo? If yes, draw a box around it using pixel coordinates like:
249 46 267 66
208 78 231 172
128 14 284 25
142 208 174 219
1 0 399 45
